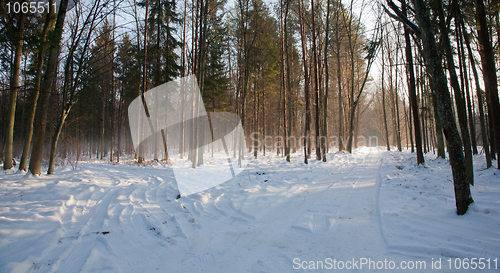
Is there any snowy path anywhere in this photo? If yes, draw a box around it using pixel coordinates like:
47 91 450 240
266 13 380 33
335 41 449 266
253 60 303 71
1 147 499 272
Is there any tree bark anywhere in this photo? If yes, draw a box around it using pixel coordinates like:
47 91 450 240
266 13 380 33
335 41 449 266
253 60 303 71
3 5 26 170
403 1 424 163
279 0 285 157
411 0 472 215
333 0 344 151
475 0 500 168
431 92 446 159
463 24 491 168
455 13 477 155
322 0 331 162
382 37 390 151
285 0 292 163
311 0 321 161
19 2 56 171
435 0 473 185
298 0 310 163
29 0 70 175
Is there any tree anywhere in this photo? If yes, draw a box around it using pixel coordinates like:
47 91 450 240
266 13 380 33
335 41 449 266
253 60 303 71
334 0 346 151
462 23 492 168
321 0 331 162
411 0 473 215
29 0 70 175
475 0 500 169
202 2 230 113
345 9 381 153
402 0 423 164
297 0 311 163
48 2 108 174
381 29 390 151
281 0 293 162
434 0 473 185
19 0 57 171
3 0 26 170
310 0 321 161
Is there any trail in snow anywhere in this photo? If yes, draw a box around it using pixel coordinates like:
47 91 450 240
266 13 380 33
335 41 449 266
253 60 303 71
1 147 499 273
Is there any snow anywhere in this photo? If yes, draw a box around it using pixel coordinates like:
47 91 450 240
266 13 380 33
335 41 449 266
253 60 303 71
1 147 499 272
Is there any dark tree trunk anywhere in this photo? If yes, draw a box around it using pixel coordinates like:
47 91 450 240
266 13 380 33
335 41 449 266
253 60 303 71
278 0 285 157
29 0 70 175
435 0 473 185
298 0 310 163
311 0 321 161
412 0 473 215
322 0 331 162
382 40 390 151
403 1 424 163
462 23 492 168
337 47 343 151
19 2 56 171
4 5 26 170
475 0 500 168
455 14 478 155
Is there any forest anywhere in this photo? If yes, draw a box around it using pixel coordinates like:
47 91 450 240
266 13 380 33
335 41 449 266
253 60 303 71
1 0 500 216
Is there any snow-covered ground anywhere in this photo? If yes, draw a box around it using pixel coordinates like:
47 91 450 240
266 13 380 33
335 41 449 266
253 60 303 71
1 147 499 272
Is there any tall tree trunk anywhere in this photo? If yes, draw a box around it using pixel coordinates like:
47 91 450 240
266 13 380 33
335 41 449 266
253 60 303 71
262 89 266 156
388 43 396 148
19 1 56 171
346 0 357 154
336 44 343 150
435 0 473 185
48 0 99 174
334 0 343 151
237 0 255 167
140 0 159 164
321 0 331 162
463 24 492 168
298 0 310 163
196 0 209 166
382 38 390 151
29 0 70 175
279 0 285 157
285 0 293 162
311 0 321 161
394 47 402 152
411 0 472 215
253 71 258 159
138 0 151 164
475 0 500 168
403 2 424 163
180 0 187 159
110 10 116 163
455 13 478 155
3 5 26 170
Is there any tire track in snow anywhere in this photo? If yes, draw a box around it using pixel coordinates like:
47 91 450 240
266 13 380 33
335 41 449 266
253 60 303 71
49 189 119 273
172 150 374 271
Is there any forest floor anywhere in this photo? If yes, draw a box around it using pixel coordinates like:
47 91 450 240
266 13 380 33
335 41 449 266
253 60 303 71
1 147 499 272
